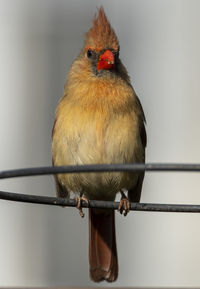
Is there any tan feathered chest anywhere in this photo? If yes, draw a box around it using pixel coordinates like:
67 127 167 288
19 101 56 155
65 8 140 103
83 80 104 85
52 75 144 200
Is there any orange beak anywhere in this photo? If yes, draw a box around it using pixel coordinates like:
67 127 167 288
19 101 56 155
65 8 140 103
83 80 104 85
97 50 115 71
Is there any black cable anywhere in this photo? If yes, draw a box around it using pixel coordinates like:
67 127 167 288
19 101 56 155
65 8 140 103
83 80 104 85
1 163 200 179
0 190 200 213
0 163 200 212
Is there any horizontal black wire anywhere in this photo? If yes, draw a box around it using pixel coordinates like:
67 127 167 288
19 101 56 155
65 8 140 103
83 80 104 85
0 190 200 213
1 163 200 180
0 163 200 213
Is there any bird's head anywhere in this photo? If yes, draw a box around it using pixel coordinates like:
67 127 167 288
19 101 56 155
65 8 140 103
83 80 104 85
83 7 120 76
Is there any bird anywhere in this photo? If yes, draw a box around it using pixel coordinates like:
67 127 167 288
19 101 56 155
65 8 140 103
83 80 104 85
52 7 146 283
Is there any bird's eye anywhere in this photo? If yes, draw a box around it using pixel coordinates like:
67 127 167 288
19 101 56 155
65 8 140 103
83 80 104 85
87 49 94 58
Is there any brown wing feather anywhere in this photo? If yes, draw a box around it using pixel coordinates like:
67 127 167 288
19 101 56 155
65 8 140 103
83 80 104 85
128 111 146 202
128 171 144 203
52 119 69 199
54 176 69 198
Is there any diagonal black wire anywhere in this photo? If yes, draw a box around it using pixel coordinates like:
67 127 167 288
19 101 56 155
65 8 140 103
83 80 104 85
0 190 200 213
0 163 200 180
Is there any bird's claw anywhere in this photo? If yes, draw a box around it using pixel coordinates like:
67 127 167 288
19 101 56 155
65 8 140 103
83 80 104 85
118 194 130 216
76 195 89 218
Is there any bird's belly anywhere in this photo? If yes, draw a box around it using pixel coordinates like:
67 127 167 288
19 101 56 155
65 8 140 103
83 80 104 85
52 112 143 200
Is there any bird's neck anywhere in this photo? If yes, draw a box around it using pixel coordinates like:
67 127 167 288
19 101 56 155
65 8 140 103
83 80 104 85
65 74 134 114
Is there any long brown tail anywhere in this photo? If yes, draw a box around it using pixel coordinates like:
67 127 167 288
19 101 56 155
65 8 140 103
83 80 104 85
89 208 118 282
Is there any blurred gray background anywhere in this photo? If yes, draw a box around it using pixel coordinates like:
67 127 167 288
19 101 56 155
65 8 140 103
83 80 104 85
1 0 200 287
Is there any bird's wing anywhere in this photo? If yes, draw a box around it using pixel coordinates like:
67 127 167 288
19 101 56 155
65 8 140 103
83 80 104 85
52 118 69 198
54 175 69 198
128 99 147 203
128 170 145 203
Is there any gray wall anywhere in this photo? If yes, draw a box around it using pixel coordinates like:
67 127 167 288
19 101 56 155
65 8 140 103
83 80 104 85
1 0 200 287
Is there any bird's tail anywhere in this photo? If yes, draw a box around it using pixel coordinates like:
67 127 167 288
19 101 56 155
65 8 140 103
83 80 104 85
89 208 118 282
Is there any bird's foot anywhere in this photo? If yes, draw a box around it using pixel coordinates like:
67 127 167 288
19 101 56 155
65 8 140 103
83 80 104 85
118 191 130 216
76 195 89 218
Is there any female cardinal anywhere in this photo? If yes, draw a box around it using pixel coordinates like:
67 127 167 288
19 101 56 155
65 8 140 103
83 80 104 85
52 7 146 283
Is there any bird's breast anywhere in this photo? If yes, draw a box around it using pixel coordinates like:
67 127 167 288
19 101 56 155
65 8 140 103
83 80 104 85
52 80 143 199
